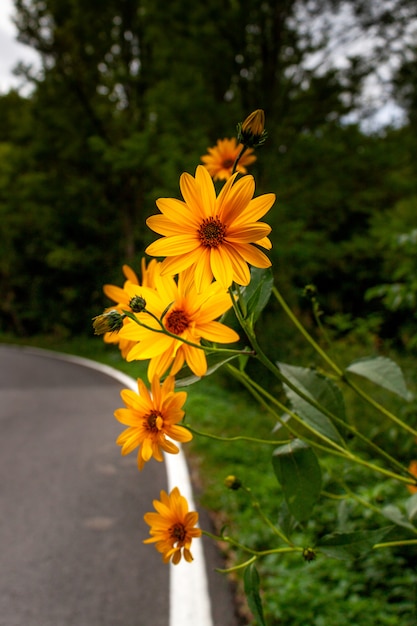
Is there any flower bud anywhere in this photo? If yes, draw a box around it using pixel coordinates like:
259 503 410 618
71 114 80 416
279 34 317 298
92 310 124 335
129 295 147 313
302 547 317 562
237 109 267 148
224 475 242 490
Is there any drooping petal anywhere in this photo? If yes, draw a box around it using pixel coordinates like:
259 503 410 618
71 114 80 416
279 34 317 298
221 242 251 286
182 344 207 377
210 247 234 289
231 242 272 268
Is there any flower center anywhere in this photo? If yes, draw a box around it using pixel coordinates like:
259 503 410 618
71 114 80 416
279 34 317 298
145 410 163 432
198 217 227 248
170 522 186 544
222 158 234 168
165 308 190 335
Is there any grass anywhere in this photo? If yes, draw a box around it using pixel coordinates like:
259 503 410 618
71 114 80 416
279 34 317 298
3 330 417 625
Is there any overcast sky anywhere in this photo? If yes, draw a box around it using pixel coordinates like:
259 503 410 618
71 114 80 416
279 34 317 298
0 0 40 93
0 0 404 127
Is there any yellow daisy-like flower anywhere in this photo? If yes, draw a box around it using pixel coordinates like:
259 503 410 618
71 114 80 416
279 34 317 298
144 487 202 564
145 165 275 291
114 376 191 470
201 137 256 181
118 268 239 380
102 259 160 358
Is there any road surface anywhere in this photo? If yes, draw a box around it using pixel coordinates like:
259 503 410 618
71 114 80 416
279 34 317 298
0 344 238 626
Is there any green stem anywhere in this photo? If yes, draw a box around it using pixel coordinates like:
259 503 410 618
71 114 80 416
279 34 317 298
374 539 417 549
272 286 343 376
232 145 248 175
185 424 290 446
242 485 292 545
227 364 412 485
272 286 417 439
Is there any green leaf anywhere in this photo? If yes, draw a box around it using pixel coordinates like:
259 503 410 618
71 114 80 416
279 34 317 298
277 362 346 446
318 527 394 560
272 439 322 522
239 267 273 324
345 356 410 400
406 494 417 523
380 504 416 531
243 563 266 626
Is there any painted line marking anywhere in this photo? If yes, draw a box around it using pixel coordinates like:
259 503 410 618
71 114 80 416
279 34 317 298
10 345 214 626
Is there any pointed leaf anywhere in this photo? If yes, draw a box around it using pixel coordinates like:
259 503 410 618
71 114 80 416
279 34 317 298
345 356 410 400
239 267 273 324
272 439 322 522
380 504 416 531
406 494 417 523
243 564 266 626
318 527 393 560
277 362 346 446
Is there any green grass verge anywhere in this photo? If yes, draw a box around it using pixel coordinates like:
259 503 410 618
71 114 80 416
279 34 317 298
3 332 417 625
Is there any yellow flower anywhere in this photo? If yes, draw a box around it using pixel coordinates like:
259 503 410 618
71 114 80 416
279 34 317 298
143 487 202 564
118 268 240 380
201 137 256 181
114 376 191 470
146 165 275 291
102 259 160 358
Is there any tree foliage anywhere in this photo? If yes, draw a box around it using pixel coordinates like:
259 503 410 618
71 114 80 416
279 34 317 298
1 0 417 339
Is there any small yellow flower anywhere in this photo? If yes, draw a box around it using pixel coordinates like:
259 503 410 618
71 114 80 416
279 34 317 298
118 268 239 380
114 376 191 470
201 137 256 181
146 165 275 291
144 487 202 564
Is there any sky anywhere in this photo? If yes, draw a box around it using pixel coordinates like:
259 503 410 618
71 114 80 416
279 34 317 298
0 0 405 128
0 0 40 93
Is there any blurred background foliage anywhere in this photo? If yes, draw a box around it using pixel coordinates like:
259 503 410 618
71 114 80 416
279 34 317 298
1 0 417 353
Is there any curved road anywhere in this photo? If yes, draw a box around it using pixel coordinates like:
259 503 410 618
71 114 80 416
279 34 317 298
0 345 238 626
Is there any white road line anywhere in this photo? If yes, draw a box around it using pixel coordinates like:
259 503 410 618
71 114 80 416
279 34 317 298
13 346 214 626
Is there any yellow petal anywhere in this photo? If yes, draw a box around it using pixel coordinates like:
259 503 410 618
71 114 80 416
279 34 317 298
233 193 276 226
226 222 271 243
210 247 234 289
146 235 197 257
197 321 239 344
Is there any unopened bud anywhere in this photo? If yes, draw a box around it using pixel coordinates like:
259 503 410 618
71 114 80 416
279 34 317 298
92 310 124 335
302 547 316 562
129 295 147 313
237 109 267 148
225 475 242 490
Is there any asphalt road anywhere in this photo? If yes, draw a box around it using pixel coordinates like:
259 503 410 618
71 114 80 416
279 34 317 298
0 345 239 626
